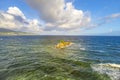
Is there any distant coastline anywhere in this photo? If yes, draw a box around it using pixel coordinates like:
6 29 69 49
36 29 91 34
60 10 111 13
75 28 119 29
0 28 34 36
0 32 34 36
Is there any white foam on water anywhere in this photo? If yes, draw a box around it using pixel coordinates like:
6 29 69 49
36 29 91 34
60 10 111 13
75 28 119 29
89 49 105 53
0 38 3 40
91 63 120 80
77 43 86 51
96 50 105 53
80 47 86 50
107 45 111 47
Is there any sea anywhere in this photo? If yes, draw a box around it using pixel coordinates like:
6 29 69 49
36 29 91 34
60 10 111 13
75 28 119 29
0 36 120 80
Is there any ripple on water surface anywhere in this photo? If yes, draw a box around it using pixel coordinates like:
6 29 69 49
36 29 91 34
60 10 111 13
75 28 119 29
0 36 120 80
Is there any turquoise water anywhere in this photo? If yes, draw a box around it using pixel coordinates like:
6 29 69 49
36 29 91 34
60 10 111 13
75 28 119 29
0 36 120 80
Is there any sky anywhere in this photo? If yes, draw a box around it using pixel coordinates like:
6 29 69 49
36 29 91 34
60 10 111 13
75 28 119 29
0 0 120 35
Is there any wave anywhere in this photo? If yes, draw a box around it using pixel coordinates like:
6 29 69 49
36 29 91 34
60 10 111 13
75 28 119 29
0 38 3 40
69 43 86 51
77 43 86 51
91 63 120 80
80 47 86 50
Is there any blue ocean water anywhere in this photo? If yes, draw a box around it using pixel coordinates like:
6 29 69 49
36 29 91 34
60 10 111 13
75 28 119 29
0 36 120 80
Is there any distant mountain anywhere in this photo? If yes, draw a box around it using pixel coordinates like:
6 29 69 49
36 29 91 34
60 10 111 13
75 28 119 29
0 28 33 36
0 28 16 32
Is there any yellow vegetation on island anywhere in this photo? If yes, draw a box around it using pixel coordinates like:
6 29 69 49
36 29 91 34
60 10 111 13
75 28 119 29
55 40 73 49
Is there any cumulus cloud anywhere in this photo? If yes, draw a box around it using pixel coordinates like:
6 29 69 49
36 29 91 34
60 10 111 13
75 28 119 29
25 0 91 31
0 7 43 33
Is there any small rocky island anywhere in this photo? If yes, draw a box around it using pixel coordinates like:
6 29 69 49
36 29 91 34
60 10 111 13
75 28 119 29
55 40 73 49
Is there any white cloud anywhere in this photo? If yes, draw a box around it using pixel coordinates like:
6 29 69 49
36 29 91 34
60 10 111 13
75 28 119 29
7 7 26 19
105 13 120 19
86 13 120 29
0 0 93 34
109 28 113 33
99 13 120 24
0 6 43 33
26 0 91 31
